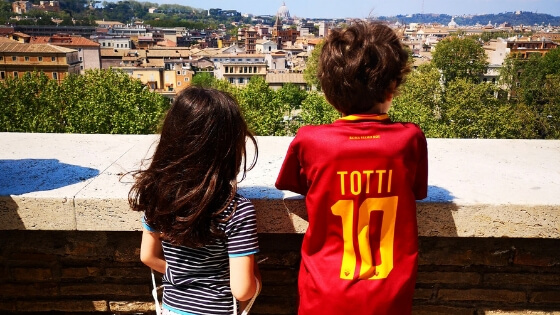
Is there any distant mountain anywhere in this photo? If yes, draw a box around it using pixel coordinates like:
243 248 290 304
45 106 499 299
377 11 560 27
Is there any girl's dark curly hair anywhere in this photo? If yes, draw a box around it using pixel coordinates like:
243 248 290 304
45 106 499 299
129 86 258 247
318 21 411 115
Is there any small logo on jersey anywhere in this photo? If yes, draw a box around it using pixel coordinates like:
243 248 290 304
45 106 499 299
349 135 380 140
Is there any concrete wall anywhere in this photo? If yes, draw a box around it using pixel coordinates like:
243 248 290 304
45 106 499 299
1 133 559 314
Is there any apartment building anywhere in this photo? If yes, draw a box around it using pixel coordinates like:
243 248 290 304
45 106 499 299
212 53 267 86
507 38 559 59
94 36 132 50
12 1 60 14
0 41 80 82
30 34 100 74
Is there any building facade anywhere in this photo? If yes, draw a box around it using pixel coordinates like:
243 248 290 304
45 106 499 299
0 42 80 82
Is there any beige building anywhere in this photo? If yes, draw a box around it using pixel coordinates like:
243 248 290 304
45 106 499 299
0 41 80 82
30 34 100 74
212 53 267 86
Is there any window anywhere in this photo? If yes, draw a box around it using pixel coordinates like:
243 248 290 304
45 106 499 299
184 77 189 82
81 66 84 70
103 42 106 47
177 71 181 75
177 81 181 86
253 67 257 73
239 78 244 84
52 57 56 62
13 71 18 78
229 78 234 83
79 57 83 61
25 56 29 61
225 67 229 73
12 56 16 61
0 71 4 79
38 56 43 61
53 72 58 80
78 48 82 52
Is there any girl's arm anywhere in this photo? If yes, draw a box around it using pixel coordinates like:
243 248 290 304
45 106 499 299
229 254 261 302
140 230 166 274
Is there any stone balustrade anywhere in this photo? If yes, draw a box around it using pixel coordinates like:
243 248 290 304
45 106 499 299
1 133 559 238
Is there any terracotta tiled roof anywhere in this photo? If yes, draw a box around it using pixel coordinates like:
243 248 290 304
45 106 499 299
0 42 76 53
0 37 16 43
156 39 177 47
0 27 14 35
13 32 31 38
30 35 100 47
100 48 124 57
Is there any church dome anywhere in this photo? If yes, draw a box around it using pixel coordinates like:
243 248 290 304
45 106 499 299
448 17 458 28
277 2 290 19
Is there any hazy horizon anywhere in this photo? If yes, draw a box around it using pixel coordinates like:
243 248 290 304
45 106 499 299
143 0 560 19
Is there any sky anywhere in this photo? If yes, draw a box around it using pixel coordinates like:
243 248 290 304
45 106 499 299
149 0 560 19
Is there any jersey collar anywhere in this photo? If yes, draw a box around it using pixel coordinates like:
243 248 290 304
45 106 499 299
337 113 390 122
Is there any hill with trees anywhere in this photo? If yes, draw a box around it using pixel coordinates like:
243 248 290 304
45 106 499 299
380 11 560 26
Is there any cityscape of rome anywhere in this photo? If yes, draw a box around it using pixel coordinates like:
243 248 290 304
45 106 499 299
0 0 559 97
1 1 560 314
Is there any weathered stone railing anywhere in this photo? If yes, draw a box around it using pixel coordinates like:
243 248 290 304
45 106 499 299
1 133 559 314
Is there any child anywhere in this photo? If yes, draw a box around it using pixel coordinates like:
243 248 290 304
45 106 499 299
275 22 428 314
129 86 261 315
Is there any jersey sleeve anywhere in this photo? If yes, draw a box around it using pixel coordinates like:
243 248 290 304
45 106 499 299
413 131 428 200
275 134 309 196
226 196 259 257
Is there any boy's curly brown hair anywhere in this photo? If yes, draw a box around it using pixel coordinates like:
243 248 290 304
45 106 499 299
318 21 410 115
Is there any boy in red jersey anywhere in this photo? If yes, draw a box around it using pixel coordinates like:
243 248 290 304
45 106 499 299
275 22 428 314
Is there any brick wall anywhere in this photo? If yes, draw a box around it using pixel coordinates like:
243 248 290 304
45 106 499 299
1 231 559 314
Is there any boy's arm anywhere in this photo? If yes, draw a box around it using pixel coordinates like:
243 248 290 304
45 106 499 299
413 134 429 200
275 140 308 196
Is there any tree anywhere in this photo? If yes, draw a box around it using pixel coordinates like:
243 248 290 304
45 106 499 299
303 41 324 90
300 92 339 126
0 70 169 134
191 72 216 88
275 84 308 135
61 69 169 134
0 72 63 133
499 48 560 138
432 37 488 83
391 64 447 137
439 78 534 138
237 77 287 136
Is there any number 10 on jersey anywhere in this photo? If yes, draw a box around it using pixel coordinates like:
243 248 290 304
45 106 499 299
331 197 398 280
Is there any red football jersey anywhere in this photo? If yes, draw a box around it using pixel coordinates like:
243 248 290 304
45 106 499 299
275 114 428 315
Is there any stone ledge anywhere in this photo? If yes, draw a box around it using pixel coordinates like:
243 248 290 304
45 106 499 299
1 133 559 238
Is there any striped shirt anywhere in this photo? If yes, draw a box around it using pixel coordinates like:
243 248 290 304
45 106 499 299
143 194 259 315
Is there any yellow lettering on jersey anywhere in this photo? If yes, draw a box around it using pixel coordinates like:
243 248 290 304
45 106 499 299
363 170 374 194
331 197 398 280
337 171 348 195
350 171 361 195
337 169 393 196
